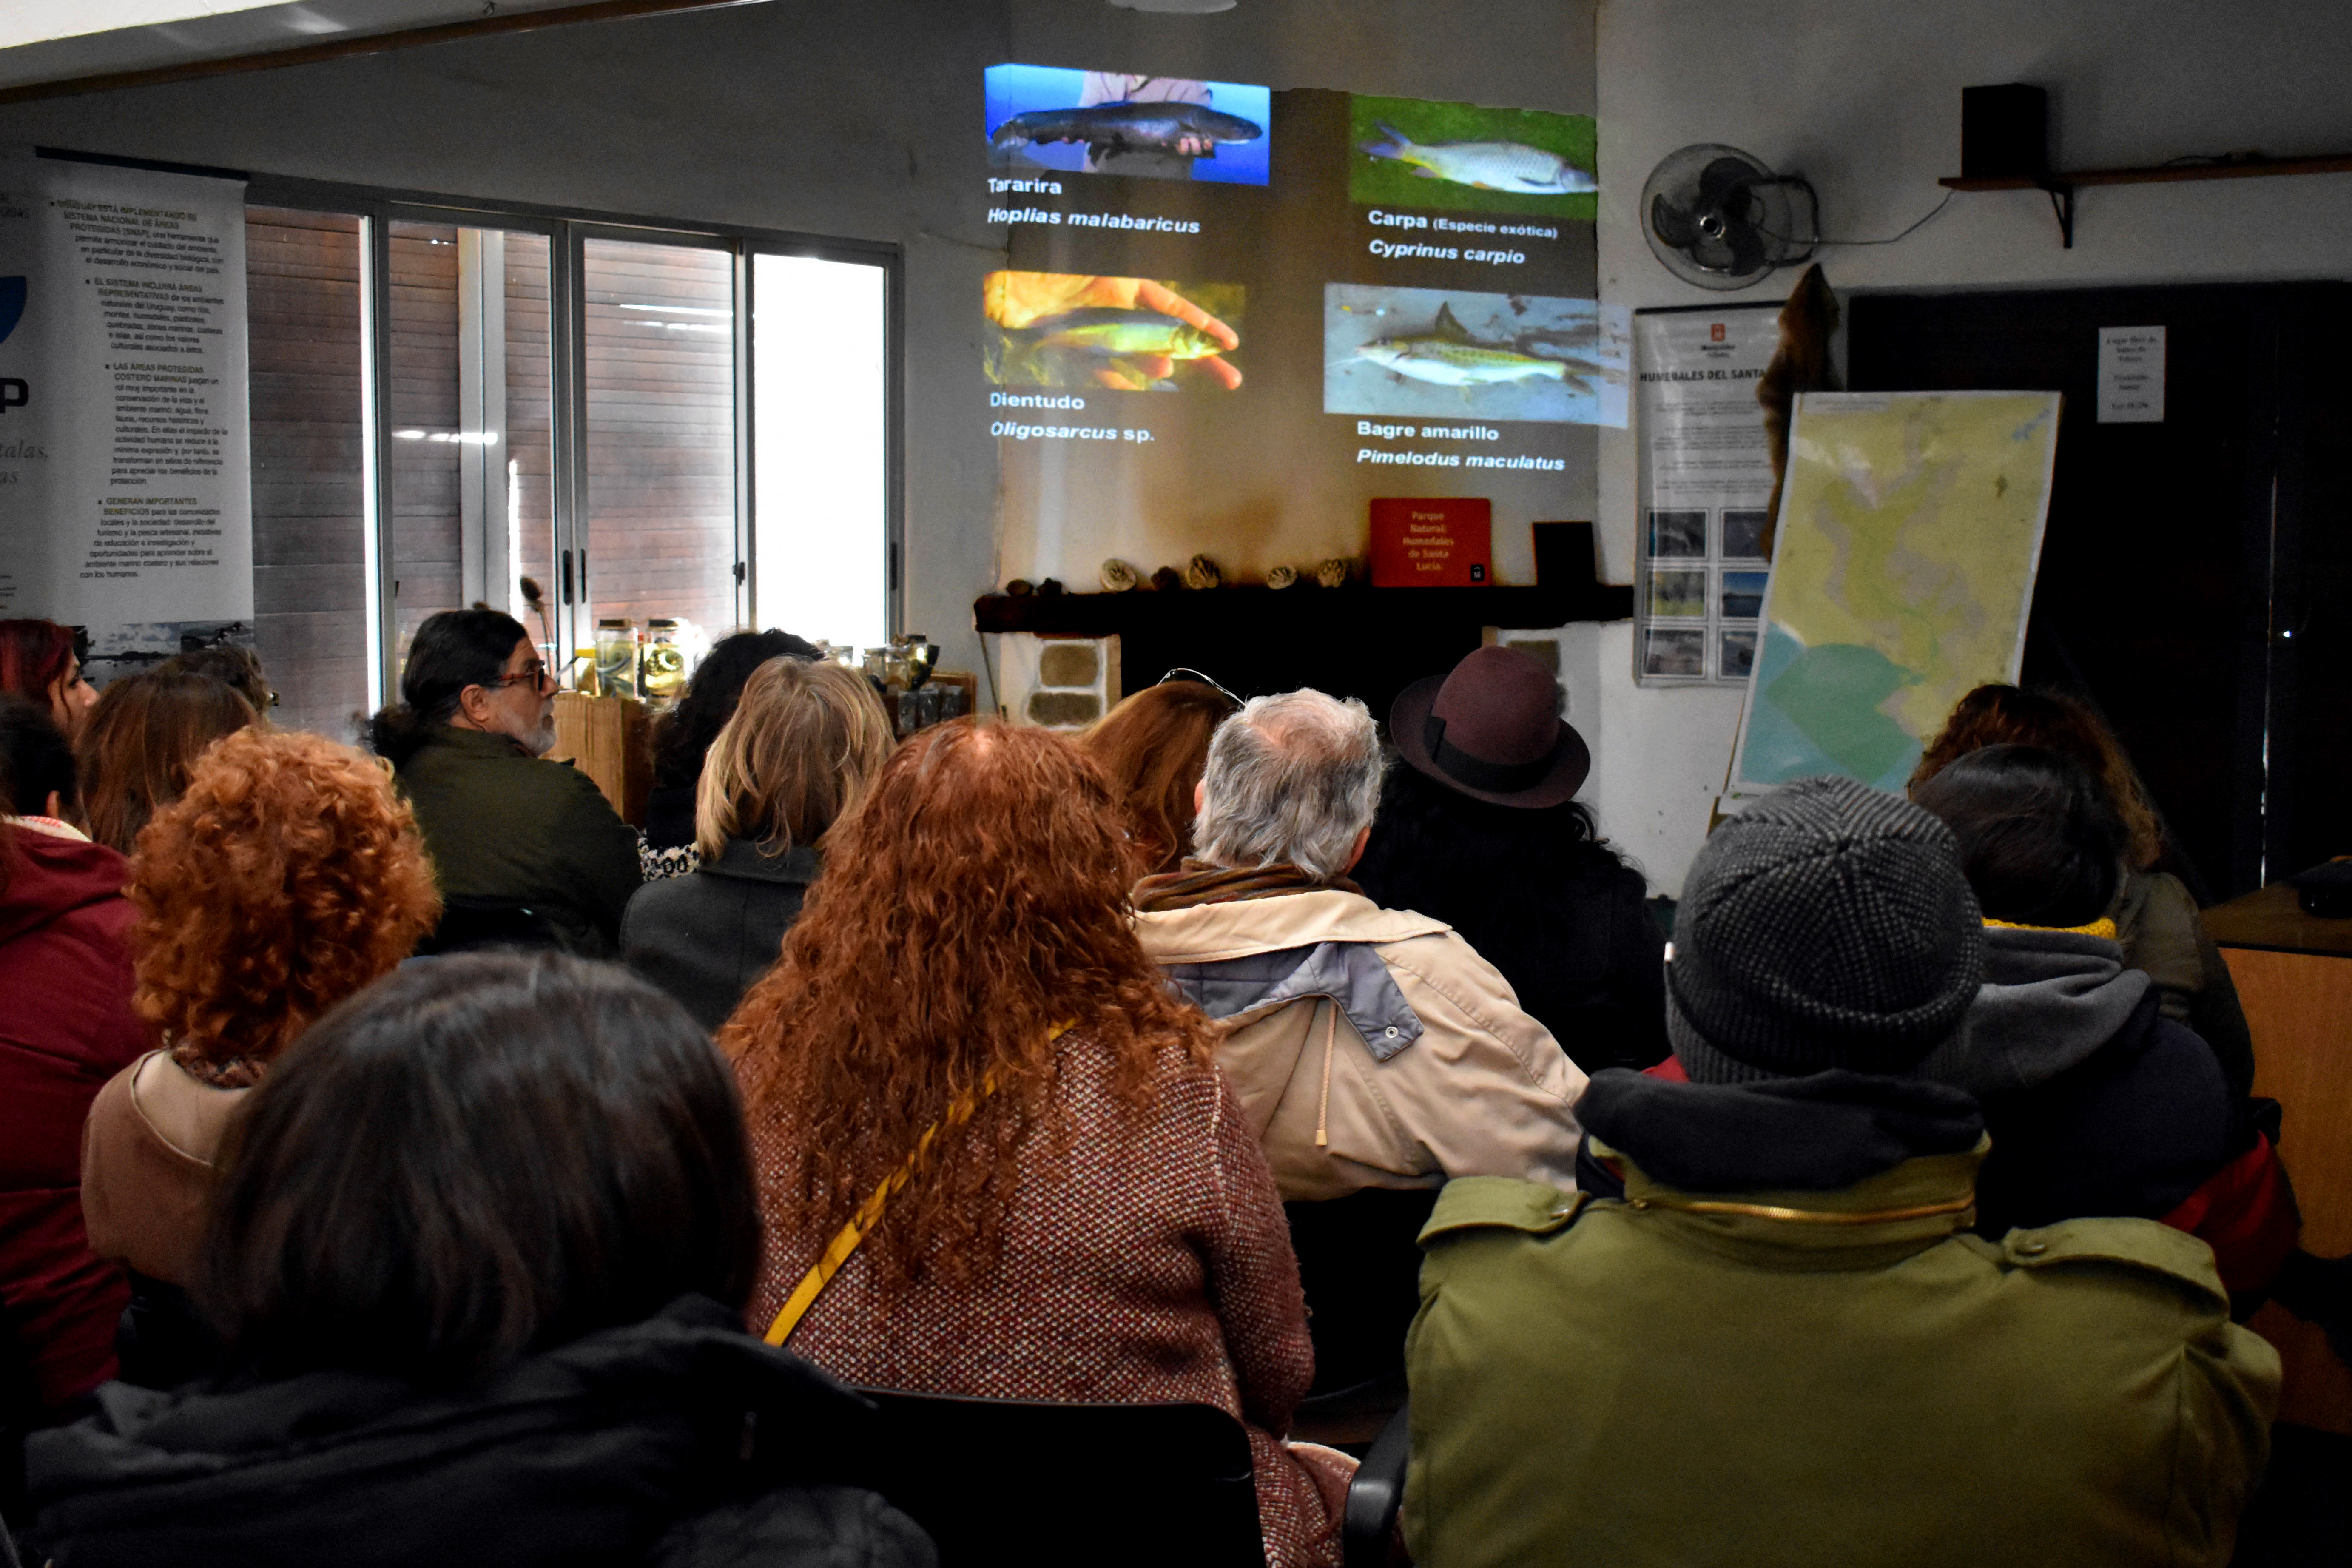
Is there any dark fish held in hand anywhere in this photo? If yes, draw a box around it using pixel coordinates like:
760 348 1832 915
990 101 1264 160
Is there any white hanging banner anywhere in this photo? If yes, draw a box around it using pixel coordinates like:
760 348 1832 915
0 152 252 679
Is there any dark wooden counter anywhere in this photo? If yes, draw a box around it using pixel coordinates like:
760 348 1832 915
2201 881 2352 958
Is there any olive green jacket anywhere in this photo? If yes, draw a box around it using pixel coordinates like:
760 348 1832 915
395 726 643 957
1404 1149 2280 1568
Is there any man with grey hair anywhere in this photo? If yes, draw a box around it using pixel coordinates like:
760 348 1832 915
1133 688 1587 1206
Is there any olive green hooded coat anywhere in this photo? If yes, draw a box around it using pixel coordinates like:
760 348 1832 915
395 726 642 957
1404 1147 2279 1568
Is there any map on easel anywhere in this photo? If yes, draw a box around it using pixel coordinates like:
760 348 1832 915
1732 390 2061 793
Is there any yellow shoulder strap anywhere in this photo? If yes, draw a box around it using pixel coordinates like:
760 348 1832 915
763 1021 1073 1349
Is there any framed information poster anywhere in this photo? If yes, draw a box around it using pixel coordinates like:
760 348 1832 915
1632 302 1778 686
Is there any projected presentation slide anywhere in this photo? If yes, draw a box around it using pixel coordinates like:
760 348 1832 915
1325 285 1628 426
983 74 1605 590
986 64 1272 186
985 271 1244 392
1348 94 1597 218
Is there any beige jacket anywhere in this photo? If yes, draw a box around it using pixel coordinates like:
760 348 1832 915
82 1050 248 1286
1135 890 1586 1201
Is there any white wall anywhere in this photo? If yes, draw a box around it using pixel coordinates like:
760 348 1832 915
1012 0 1593 117
1593 0 2352 893
0 0 1013 676
0 0 1598 690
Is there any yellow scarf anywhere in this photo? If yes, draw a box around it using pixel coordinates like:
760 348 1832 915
1982 916 2117 940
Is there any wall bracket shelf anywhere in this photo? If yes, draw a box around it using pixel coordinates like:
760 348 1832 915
1940 154 2352 248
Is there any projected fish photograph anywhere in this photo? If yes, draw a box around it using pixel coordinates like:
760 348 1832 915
986 271 1245 393
985 64 1271 186
1324 285 1628 425
1348 94 1596 219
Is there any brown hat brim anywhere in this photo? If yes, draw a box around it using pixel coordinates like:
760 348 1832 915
1389 674 1592 809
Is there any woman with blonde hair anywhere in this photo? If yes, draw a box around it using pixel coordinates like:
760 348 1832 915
80 728 441 1377
724 720 1354 1567
622 656 891 1030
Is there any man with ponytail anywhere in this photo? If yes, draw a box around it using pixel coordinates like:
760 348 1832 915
370 609 639 956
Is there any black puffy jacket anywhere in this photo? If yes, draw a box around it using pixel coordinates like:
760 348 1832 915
26 1295 933 1568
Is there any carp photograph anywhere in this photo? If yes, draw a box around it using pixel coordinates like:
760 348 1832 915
986 270 1245 392
1324 284 1628 425
1348 93 1597 219
985 63 1271 185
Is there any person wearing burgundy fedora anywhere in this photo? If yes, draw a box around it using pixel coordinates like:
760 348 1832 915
1357 646 1670 1074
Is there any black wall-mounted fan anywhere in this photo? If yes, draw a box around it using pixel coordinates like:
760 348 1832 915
1641 144 1819 290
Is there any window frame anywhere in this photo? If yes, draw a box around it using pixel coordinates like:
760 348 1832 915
245 174 904 705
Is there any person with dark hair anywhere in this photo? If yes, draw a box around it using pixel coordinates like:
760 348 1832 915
644 628 822 861
0 696 77 826
1912 682 2255 1097
1355 645 1667 1073
154 643 273 714
369 608 640 955
624 657 891 1030
73 670 258 854
1913 746 2264 1266
0 697 147 1439
27 953 933 1568
727 721 1354 1567
1405 775 2278 1568
1078 676 1241 876
0 620 97 741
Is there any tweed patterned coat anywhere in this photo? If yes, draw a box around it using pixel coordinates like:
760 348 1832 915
745 1028 1354 1567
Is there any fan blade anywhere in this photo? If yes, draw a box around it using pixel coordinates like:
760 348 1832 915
1721 222 1769 277
1687 236 1738 273
1649 194 1700 249
1698 156 1761 205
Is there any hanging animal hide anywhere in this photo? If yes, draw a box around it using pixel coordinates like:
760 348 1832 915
1756 263 1841 562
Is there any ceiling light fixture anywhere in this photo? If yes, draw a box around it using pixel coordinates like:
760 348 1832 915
1107 0 1237 13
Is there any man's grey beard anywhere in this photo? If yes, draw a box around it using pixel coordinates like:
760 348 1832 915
522 715 557 756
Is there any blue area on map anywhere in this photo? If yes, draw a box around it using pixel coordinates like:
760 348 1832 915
1738 625 1923 792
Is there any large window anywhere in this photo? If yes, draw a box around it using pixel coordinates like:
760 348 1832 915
245 208 368 738
582 236 737 637
239 189 897 730
754 252 890 653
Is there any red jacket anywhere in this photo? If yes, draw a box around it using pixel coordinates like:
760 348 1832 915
0 825 147 1414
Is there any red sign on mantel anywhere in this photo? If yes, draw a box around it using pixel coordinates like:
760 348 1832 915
1369 498 1493 587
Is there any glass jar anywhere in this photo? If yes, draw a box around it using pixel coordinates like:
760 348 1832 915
594 619 638 700
642 618 688 702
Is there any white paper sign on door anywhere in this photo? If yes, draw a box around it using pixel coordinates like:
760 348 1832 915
2097 325 2164 424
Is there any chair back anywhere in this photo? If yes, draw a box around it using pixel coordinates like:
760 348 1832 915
855 1389 1263 1567
1285 1187 1439 1396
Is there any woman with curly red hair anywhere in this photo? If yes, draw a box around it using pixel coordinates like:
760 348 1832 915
724 720 1354 1566
80 729 441 1335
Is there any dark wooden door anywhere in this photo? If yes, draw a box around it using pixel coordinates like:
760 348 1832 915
1850 284 2352 900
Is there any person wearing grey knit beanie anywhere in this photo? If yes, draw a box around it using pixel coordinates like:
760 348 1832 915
1668 774 1987 1083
